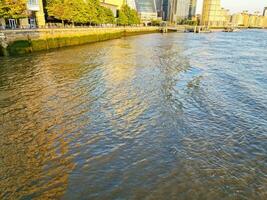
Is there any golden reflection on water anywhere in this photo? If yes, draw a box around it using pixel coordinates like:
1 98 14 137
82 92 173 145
1 31 267 200
0 58 78 199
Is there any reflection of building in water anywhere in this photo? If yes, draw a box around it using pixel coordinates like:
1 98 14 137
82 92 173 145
0 59 77 199
101 40 148 136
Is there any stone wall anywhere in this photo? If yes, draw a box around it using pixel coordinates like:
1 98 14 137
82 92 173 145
0 27 159 56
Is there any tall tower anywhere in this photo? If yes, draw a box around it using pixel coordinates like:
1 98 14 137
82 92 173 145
162 0 169 20
169 0 190 23
135 0 158 21
263 7 267 16
189 0 197 19
202 0 227 27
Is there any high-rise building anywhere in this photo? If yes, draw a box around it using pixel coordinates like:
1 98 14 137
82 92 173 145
202 0 229 27
263 7 267 16
135 0 158 21
189 0 197 19
169 0 190 23
155 0 163 17
162 0 169 20
126 0 137 10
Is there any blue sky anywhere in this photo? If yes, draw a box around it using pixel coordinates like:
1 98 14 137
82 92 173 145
196 0 267 14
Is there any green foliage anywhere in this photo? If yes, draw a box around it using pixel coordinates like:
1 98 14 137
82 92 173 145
177 19 197 26
118 9 128 26
118 4 140 26
151 19 161 26
0 0 27 19
46 0 115 25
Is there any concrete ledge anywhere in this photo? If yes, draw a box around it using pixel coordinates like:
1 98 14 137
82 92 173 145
0 27 159 56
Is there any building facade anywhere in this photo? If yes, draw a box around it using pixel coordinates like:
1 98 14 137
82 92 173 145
0 0 45 29
162 0 169 20
135 0 158 22
263 7 267 16
103 0 124 8
169 0 190 23
230 10 267 28
25 0 45 28
155 0 163 18
188 0 197 19
202 0 229 27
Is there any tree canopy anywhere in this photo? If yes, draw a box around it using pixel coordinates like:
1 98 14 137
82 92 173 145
46 0 116 25
0 0 27 19
118 4 140 26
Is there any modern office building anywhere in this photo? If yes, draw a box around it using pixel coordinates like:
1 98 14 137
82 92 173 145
162 0 169 20
135 0 158 21
263 7 267 16
202 0 229 27
188 0 197 19
155 0 163 17
126 0 137 10
169 0 190 23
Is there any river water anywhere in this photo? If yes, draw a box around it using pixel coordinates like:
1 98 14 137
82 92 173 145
0 30 267 199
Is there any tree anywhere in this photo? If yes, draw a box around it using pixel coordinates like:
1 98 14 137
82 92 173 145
102 7 115 24
0 0 27 19
118 4 140 26
129 9 140 25
118 9 128 26
63 0 88 24
46 0 67 24
86 0 98 25
46 0 114 25
97 6 114 25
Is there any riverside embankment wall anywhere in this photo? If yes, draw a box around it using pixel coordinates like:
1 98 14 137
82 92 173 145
0 27 159 56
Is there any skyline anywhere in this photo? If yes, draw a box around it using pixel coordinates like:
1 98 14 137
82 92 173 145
196 0 267 14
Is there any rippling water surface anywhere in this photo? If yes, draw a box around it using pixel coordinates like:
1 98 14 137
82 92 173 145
0 30 267 200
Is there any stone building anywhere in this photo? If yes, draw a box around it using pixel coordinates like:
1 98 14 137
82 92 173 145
0 0 45 29
231 11 267 28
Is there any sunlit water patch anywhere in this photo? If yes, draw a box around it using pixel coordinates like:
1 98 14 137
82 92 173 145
0 30 266 200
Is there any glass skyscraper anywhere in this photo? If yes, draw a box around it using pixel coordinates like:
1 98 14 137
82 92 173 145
135 0 158 21
169 0 190 23
189 0 197 19
263 7 267 16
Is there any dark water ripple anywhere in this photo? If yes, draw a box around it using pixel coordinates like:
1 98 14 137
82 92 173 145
0 30 267 200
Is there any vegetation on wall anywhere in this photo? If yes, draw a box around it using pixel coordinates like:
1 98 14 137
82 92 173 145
0 0 27 19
